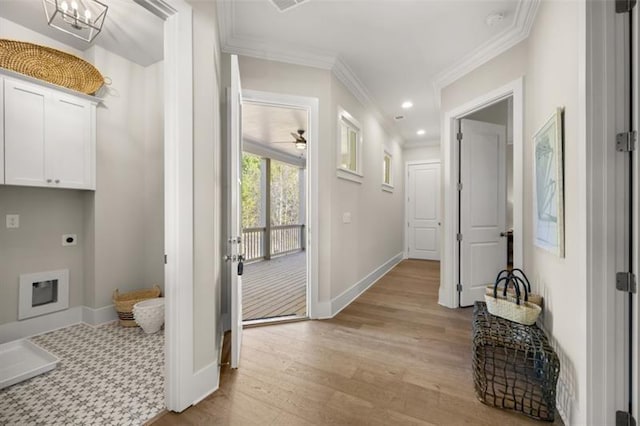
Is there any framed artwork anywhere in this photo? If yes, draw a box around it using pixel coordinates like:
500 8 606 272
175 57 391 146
533 107 565 257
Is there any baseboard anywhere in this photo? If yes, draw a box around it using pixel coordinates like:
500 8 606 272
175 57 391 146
311 301 332 319
330 252 404 317
0 304 121 344
82 304 118 325
0 306 83 344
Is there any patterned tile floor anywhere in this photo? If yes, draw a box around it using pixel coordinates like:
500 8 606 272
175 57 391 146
0 322 164 426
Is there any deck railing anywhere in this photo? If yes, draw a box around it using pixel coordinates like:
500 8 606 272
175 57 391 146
243 224 305 262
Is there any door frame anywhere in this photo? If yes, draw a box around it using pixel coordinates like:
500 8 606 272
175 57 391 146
404 159 441 260
161 0 203 412
240 89 321 319
439 77 524 308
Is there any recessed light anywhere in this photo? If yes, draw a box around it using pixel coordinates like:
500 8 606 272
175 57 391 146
401 101 413 109
416 129 426 136
485 12 505 27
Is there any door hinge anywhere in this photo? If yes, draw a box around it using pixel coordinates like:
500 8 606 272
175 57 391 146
456 283 463 292
616 0 637 13
457 182 463 191
616 411 637 426
456 233 463 241
616 272 637 293
407 221 410 227
164 254 167 264
617 131 637 152
456 132 463 142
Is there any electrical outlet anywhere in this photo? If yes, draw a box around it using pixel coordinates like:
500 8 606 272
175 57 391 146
343 212 352 224
6 214 19 229
62 234 77 246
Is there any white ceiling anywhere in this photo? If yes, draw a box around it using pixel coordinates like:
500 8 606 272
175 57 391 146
219 0 532 144
0 0 164 66
243 102 308 160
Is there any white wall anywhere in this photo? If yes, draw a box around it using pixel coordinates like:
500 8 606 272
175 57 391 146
233 55 405 308
0 18 164 324
403 145 441 163
0 187 85 324
329 76 405 299
440 1 584 423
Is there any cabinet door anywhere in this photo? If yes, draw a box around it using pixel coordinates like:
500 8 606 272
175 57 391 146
4 79 47 187
46 94 93 189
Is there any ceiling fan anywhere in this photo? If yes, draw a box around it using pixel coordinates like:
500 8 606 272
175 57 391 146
273 129 307 150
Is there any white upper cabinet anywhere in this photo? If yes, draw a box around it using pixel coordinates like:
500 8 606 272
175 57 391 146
2 75 97 190
4 78 47 187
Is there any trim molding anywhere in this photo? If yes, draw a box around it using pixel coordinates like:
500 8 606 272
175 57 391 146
432 0 540 103
217 0 539 139
330 252 404 317
0 304 121 344
82 304 119 325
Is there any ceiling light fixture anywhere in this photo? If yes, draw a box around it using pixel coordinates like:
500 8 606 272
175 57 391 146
416 129 426 136
42 0 108 43
295 141 307 150
402 101 413 109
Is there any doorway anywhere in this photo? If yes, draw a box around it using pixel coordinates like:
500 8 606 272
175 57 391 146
405 161 441 261
439 78 523 309
241 102 309 324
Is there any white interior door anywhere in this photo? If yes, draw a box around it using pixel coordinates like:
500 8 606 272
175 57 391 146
407 162 441 260
229 55 244 369
459 119 507 307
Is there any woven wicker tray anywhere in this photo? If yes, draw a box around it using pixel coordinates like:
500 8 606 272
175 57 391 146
0 39 104 95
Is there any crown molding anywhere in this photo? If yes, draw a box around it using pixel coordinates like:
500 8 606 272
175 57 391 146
331 58 372 106
432 0 540 104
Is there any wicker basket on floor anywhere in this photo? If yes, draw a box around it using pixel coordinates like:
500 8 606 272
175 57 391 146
113 285 161 327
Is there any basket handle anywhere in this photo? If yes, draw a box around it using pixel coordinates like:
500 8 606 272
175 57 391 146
494 269 511 285
493 276 522 305
510 275 529 302
510 268 531 293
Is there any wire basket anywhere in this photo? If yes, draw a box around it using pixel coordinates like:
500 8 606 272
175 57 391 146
473 302 560 422
112 285 161 327
0 39 104 95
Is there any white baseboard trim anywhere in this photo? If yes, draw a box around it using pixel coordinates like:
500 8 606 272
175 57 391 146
330 252 404 317
312 301 332 319
0 304 121 344
82 304 118 325
0 306 83 344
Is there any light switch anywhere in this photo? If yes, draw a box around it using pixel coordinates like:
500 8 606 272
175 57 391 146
342 212 352 224
6 214 19 229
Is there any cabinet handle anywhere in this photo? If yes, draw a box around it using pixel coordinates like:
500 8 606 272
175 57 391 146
46 179 52 183
55 179 60 184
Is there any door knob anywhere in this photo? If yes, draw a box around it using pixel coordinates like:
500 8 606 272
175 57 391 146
500 232 509 237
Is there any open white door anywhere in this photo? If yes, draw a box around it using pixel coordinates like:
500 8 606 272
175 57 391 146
407 162 441 260
229 55 244 368
459 119 507 307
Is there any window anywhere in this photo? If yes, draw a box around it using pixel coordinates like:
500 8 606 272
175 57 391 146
382 149 393 192
337 108 362 182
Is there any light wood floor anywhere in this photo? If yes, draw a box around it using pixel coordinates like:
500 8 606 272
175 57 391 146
243 251 306 321
153 260 562 425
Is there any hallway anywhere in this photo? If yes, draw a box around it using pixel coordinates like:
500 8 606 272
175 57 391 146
153 260 561 425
